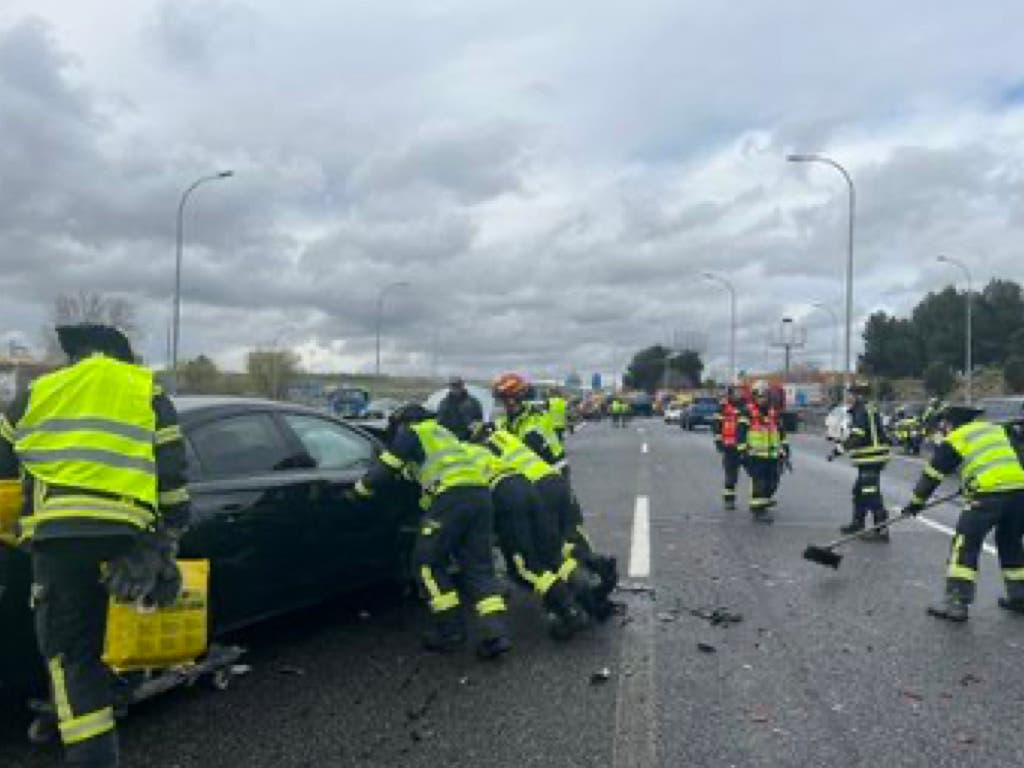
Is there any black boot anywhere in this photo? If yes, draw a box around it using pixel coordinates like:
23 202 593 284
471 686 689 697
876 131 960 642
476 635 512 660
839 517 865 535
724 495 736 511
544 582 590 640
926 593 969 623
589 555 618 601
421 615 467 653
998 597 1024 615
868 510 890 542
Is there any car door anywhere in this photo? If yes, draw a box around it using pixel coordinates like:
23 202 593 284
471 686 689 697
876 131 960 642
183 411 320 631
276 412 416 592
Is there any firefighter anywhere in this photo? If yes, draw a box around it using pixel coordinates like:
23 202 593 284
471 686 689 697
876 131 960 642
712 387 747 510
547 389 569 442
743 382 787 522
0 324 190 768
353 404 511 659
836 382 892 538
894 407 922 455
465 428 590 638
492 373 618 616
902 404 1024 621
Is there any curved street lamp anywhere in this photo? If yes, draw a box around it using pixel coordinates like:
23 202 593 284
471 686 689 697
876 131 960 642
702 271 737 384
937 255 973 404
375 281 411 376
172 170 234 392
787 153 855 389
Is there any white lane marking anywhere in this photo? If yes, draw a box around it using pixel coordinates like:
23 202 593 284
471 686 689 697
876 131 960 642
917 515 998 556
628 495 651 578
641 442 649 454
637 427 646 434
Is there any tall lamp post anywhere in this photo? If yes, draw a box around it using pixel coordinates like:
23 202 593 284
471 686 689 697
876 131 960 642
811 301 840 375
702 272 737 384
787 153 855 389
937 255 973 404
172 170 234 392
375 281 411 376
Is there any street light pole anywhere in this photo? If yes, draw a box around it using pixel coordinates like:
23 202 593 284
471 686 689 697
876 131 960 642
787 154 856 389
811 301 840 374
702 272 737 384
172 170 234 392
375 281 411 376
937 255 973 404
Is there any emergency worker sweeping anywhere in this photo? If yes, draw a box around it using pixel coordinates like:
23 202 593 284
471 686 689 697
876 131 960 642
352 404 512 659
0 324 190 768
900 404 1024 622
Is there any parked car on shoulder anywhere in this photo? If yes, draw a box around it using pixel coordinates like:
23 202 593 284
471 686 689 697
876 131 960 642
0 397 420 699
664 401 687 424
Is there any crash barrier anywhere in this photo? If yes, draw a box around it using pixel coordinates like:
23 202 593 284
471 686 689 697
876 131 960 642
0 481 21 546
103 559 209 671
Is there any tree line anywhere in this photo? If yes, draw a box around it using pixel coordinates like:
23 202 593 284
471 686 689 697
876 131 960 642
860 279 1024 394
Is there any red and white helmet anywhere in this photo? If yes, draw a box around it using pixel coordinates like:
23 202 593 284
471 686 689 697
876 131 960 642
492 372 529 400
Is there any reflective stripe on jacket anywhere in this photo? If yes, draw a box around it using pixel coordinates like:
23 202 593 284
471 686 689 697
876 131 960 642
12 355 158 536
548 397 567 429
947 421 1024 495
487 429 557 483
409 420 488 494
746 404 780 459
847 404 891 465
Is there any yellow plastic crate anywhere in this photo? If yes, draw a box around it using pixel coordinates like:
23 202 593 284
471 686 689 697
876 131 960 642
0 480 22 546
103 559 210 672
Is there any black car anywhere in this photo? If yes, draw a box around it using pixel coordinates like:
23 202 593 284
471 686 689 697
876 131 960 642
0 397 418 697
681 396 720 430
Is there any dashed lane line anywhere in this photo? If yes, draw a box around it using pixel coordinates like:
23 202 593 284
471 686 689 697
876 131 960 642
628 495 651 578
641 442 649 454
916 514 998 556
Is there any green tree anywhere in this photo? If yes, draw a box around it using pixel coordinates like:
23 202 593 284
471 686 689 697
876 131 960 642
911 287 965 372
860 311 922 377
180 355 221 394
246 349 301 400
923 361 955 397
975 280 1024 366
623 346 704 393
1004 357 1024 394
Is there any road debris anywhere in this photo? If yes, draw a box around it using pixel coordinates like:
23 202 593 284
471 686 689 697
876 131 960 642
899 689 923 703
697 642 717 654
959 673 982 687
275 665 305 677
590 667 612 684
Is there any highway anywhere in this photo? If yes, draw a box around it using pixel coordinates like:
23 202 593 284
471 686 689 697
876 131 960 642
3 419 1022 767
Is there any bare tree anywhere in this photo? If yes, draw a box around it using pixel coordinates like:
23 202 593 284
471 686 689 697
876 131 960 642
41 291 141 362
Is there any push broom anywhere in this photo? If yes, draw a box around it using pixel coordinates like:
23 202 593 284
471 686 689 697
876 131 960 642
803 490 961 569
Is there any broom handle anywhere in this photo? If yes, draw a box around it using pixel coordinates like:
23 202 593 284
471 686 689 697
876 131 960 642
823 490 962 551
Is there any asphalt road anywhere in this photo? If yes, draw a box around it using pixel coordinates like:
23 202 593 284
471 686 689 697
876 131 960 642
3 420 1023 767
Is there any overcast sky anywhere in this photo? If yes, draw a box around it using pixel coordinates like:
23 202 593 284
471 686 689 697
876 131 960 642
2 1 1023 382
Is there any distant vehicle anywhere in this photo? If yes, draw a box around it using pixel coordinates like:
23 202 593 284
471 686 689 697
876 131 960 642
0 396 419 699
664 401 687 424
681 396 719 430
328 385 371 419
629 392 654 418
825 405 850 443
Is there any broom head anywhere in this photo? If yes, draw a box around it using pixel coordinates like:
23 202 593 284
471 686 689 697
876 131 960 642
803 545 842 569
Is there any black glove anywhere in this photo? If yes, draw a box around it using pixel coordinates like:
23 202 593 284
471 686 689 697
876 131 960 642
144 532 183 608
902 501 924 517
105 532 163 604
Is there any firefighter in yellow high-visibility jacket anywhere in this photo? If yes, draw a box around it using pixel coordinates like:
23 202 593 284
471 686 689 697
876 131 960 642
0 324 190 768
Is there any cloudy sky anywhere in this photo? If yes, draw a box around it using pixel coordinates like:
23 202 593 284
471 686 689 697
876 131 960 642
2 1 1024 382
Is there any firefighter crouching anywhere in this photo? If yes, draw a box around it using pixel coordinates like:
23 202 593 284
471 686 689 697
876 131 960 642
901 404 1024 622
352 404 512 659
712 387 746 511
0 324 190 768
465 427 590 639
492 373 618 619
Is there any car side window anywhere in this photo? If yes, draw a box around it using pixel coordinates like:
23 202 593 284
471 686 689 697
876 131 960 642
281 413 374 471
190 413 294 479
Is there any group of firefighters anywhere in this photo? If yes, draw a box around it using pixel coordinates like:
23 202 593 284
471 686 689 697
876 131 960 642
0 326 613 767
711 381 792 522
712 381 1024 624
5 322 1024 766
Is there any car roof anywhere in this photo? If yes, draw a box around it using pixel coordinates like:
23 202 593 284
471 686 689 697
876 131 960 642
171 395 365 430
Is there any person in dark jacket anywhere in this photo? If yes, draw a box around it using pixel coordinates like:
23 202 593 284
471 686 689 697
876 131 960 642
435 376 484 440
